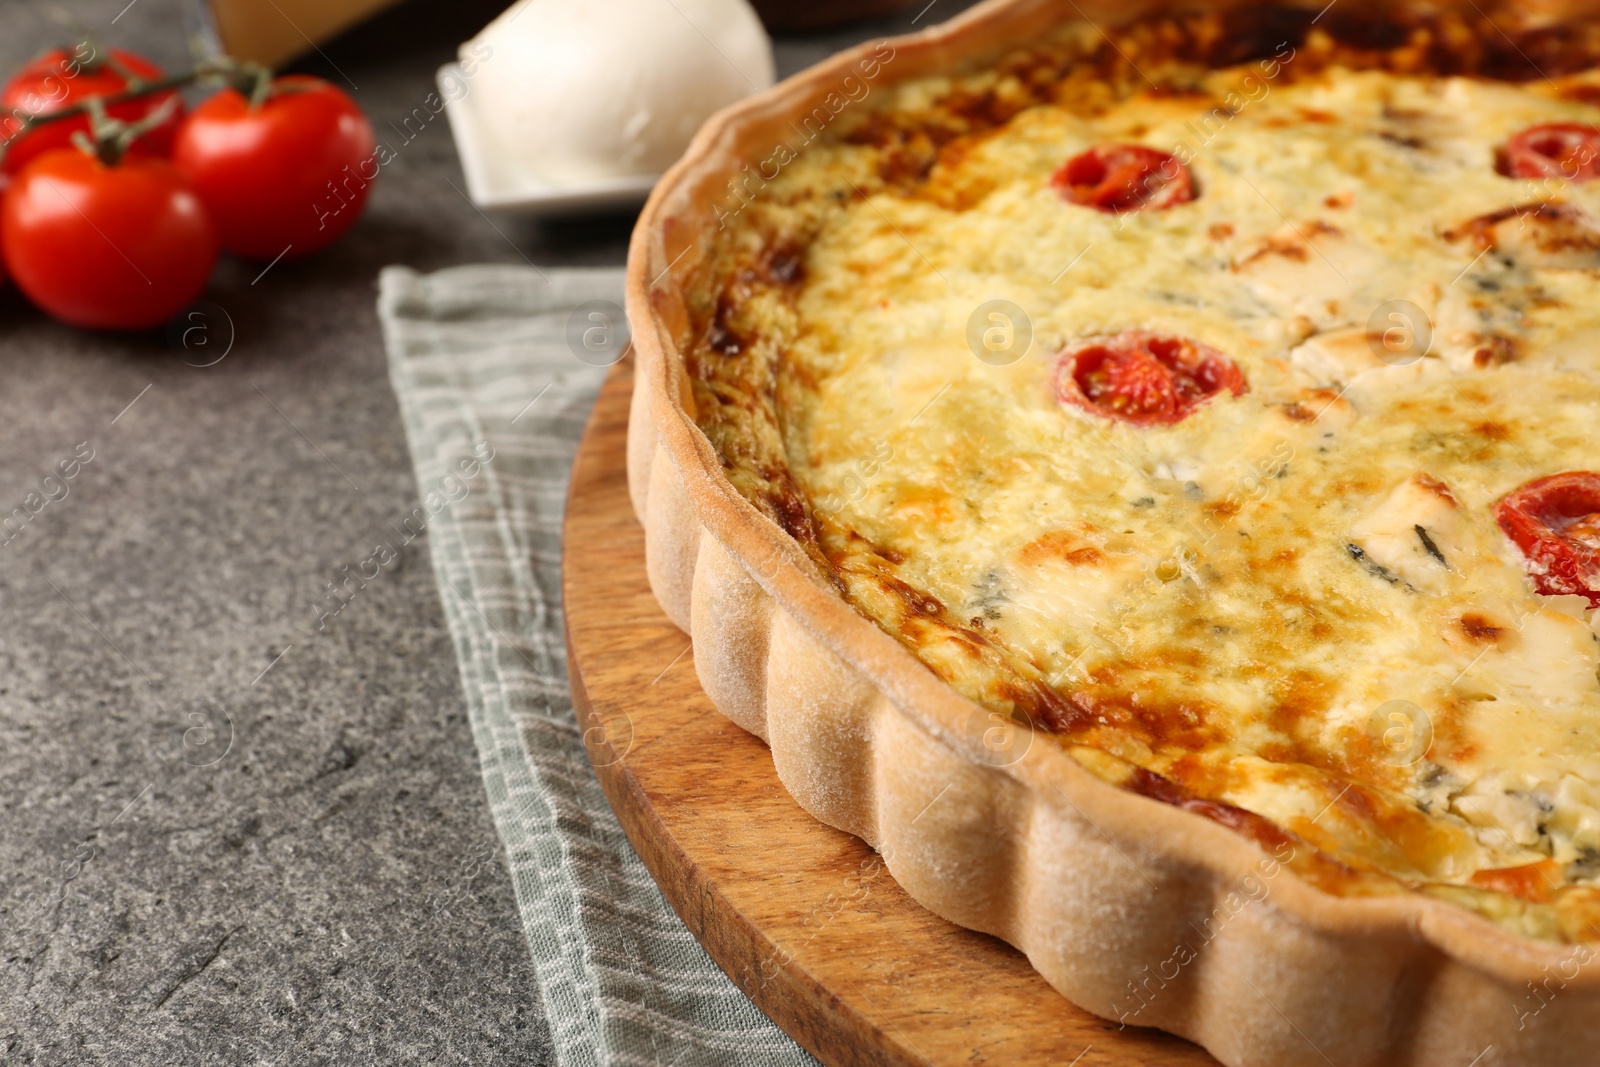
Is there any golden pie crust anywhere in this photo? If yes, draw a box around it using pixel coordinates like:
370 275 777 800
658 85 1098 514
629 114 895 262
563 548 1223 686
624 1 1600 1062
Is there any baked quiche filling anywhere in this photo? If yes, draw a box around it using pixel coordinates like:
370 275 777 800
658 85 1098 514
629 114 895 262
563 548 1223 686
681 11 1600 941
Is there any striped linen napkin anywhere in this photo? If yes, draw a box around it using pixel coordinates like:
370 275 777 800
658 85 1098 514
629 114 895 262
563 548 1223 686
377 264 813 1067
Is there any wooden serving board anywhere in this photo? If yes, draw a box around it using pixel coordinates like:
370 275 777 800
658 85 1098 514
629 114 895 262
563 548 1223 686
563 358 1222 1067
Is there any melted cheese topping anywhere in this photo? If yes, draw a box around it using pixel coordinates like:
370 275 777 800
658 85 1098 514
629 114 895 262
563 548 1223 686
695 34 1600 939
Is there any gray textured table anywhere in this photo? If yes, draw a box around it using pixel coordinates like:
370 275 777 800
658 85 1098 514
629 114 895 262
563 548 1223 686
0 0 972 1063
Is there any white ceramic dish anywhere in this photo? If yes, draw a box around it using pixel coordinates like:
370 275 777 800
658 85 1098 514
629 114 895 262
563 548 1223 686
436 62 658 217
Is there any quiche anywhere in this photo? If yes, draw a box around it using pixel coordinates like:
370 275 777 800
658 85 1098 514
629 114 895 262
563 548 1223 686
626 1 1600 1063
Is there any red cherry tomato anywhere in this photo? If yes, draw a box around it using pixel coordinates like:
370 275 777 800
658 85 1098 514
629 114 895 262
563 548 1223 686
2 148 217 330
173 76 376 261
1504 124 1600 182
1494 472 1600 606
1055 331 1247 426
1 47 183 176
1053 144 1194 213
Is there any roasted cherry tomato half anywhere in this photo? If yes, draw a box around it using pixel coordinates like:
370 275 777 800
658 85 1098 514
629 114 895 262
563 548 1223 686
173 75 376 261
1494 471 1600 606
1503 123 1600 183
1055 331 1247 426
2 148 217 330
1052 144 1194 213
1 46 183 176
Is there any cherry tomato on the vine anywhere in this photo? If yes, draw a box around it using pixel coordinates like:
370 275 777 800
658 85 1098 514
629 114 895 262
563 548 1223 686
2 148 217 330
1 46 184 176
173 75 376 261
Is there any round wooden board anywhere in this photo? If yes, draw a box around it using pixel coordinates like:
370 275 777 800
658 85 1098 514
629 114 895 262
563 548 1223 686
563 358 1223 1067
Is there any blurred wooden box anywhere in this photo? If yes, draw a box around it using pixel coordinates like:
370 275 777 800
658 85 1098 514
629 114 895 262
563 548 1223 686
200 0 408 67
